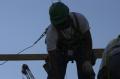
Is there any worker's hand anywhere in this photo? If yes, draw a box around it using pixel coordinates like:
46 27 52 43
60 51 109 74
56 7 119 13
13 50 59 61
82 61 93 74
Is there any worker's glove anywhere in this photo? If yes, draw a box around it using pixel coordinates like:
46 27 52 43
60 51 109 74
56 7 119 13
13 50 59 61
82 61 94 74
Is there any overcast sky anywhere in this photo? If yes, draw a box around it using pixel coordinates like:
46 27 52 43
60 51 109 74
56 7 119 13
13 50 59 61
0 0 120 79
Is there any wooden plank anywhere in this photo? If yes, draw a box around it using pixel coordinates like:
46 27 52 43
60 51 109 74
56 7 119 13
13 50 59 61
0 49 104 61
93 48 104 58
0 54 48 61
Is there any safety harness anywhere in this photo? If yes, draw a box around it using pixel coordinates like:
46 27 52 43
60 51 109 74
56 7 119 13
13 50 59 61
54 12 88 63
57 12 84 51
55 12 96 65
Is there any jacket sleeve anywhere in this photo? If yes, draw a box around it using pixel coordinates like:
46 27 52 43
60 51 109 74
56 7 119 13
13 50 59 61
82 30 93 62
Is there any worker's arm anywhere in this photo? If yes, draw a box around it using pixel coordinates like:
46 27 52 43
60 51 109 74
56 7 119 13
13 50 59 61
82 30 95 74
83 30 93 62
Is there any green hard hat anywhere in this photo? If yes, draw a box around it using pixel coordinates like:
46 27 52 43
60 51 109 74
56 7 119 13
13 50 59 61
49 2 69 26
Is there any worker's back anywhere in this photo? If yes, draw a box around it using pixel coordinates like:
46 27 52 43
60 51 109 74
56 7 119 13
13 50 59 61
98 35 120 79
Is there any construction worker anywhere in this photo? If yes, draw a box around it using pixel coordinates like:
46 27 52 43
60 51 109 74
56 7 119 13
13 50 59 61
97 35 120 79
45 2 95 79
